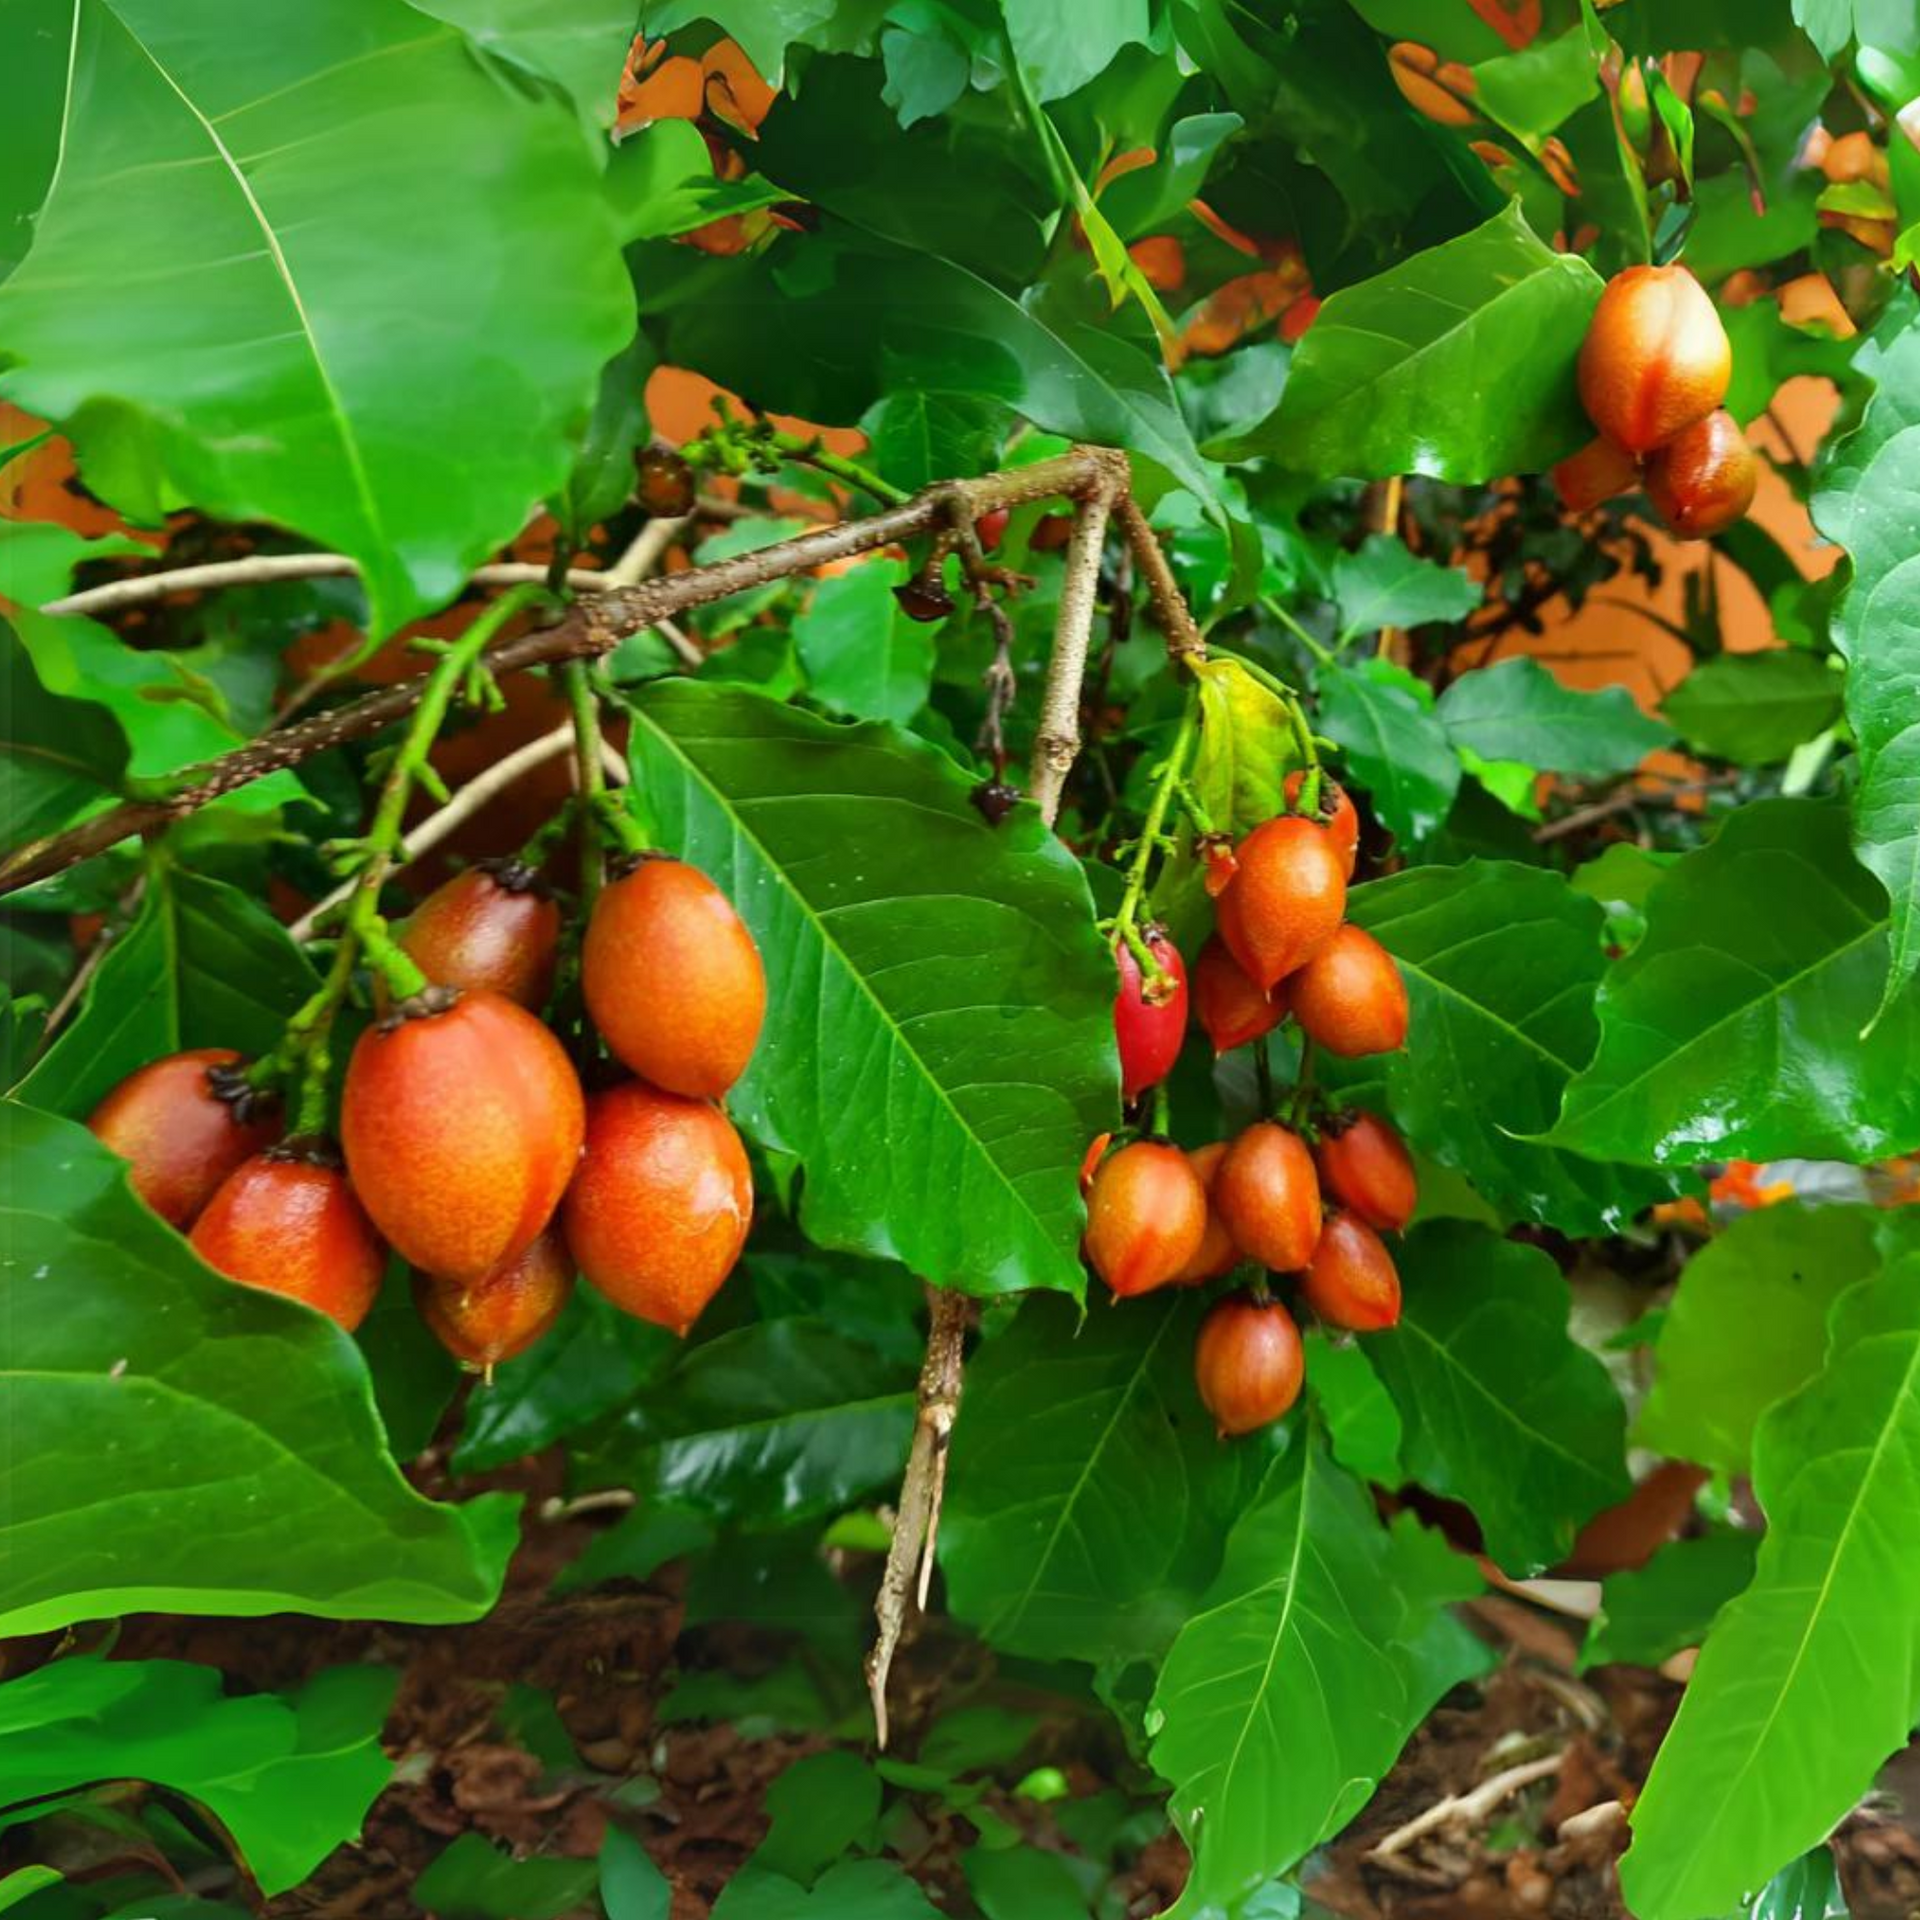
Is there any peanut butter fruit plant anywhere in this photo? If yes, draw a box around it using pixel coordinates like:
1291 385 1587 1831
2 3 1918 1916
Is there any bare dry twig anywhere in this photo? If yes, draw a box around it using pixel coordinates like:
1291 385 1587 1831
1366 1750 1567 1862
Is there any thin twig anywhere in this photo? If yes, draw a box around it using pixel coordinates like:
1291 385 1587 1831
1115 496 1205 664
1531 776 1731 843
1366 1751 1566 1861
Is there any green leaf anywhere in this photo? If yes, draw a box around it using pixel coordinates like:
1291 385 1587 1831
1004 0 1149 100
1637 1203 1885 1475
753 1752 883 1886
964 1848 1089 1920
1316 661 1461 847
1 616 125 848
599 1828 671 1920
1367 1222 1631 1575
602 121 791 244
415 0 641 128
710 1859 943 1920
633 1 887 85
0 519 149 608
557 1502 714 1596
1579 1529 1758 1673
414 1834 600 1920
792 561 936 725
1621 1255 1920 1918
1306 1330 1404 1488
1550 801 1920 1166
1343 862 1674 1234
1437 657 1672 780
1661 651 1845 766
1739 1848 1851 1920
0 0 71 284
553 333 654 545
1219 203 1603 481
0 1659 395 1896
1190 655 1298 835
0 0 631 635
1330 536 1482 641
862 389 1010 493
0 1105 517 1635
1099 113 1243 237
0 1868 60 1914
623 682 1116 1299
1471 21 1602 139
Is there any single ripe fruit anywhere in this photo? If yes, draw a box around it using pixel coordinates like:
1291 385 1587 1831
1314 1111 1418 1233
1286 925 1410 1058
1113 927 1189 1102
190 1147 385 1331
583 857 766 1100
1172 1142 1240 1285
563 1081 754 1335
1215 816 1347 992
1552 434 1641 513
88 1048 280 1229
1643 408 1758 540
1194 1293 1305 1436
415 1229 573 1370
342 989 584 1282
1281 771 1360 877
1301 1212 1402 1332
1576 264 1731 457
1083 1140 1208 1299
1193 936 1281 1055
1213 1122 1321 1273
398 860 561 1010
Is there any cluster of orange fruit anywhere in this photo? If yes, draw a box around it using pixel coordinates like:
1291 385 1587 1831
87 855 765 1367
1087 774 1417 1436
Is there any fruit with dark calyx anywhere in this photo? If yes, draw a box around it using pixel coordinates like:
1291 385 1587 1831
415 1229 573 1370
636 445 696 518
1281 770 1359 876
583 856 767 1100
1172 1142 1239 1285
1193 935 1281 1055
1213 1122 1321 1273
1576 264 1730 456
1300 1211 1402 1331
88 1049 280 1229
1314 1111 1417 1233
398 860 560 1010
1195 1293 1306 1436
1113 926 1188 1102
1215 815 1347 991
563 1080 754 1335
1643 408 1758 540
1286 924 1410 1057
1083 1139 1208 1298
342 988 584 1283
894 567 955 623
1552 434 1640 512
190 1144 385 1331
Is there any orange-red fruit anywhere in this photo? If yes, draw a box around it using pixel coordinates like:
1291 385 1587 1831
1172 1142 1240 1286
398 862 561 1011
1215 816 1348 992
1193 935 1282 1055
1213 1122 1322 1273
190 1149 385 1331
88 1048 280 1229
1552 434 1641 513
1576 264 1731 456
583 857 767 1100
1286 925 1410 1058
342 990 584 1283
415 1229 574 1370
1113 927 1189 1102
1314 1111 1418 1233
1194 1293 1306 1436
1281 771 1360 877
1301 1212 1402 1332
1083 1139 1208 1299
1643 408 1758 540
564 1080 753 1335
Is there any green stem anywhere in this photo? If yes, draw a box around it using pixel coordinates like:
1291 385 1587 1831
562 660 609 910
1111 697 1201 967
1261 596 1338 669
1253 1039 1275 1117
769 431 908 507
1150 1078 1171 1139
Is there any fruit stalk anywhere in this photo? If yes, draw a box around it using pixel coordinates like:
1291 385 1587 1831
1109 695 1200 986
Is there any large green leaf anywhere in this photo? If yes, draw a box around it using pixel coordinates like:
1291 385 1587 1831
1550 801 1920 1166
1217 203 1603 481
622 682 1116 1299
1661 650 1846 766
1330 536 1481 641
409 0 638 126
0 0 631 635
1005 0 1150 100
1579 1529 1758 1673
0 1105 517 1635
1316 660 1461 847
1367 1222 1631 1574
1437 657 1672 781
1621 1255 1920 1917
791 560 937 726
0 617 124 849
0 0 72 283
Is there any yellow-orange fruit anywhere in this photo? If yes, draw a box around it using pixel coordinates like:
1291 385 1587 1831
1643 408 1758 540
1300 1212 1402 1332
583 857 767 1100
1213 1122 1321 1273
1286 925 1410 1058
1083 1140 1208 1299
1194 1293 1305 1436
415 1229 574 1369
1576 264 1730 456
1282 771 1359 877
1172 1142 1240 1286
1387 42 1479 127
1552 435 1640 512
1314 1111 1418 1233
563 1080 753 1335
1215 816 1347 992
1193 935 1282 1055
398 862 561 1010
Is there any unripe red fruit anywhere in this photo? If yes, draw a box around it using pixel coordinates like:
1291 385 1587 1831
191 1148 385 1331
1213 1122 1321 1273
398 862 560 1011
415 1229 573 1370
1314 1111 1418 1233
1281 771 1360 877
1300 1211 1402 1332
1172 1142 1239 1286
1285 925 1409 1058
1083 1139 1208 1299
1552 434 1641 513
88 1048 280 1229
1576 265 1731 456
342 990 584 1283
1113 927 1188 1102
1215 816 1347 992
583 857 766 1100
563 1080 754 1335
1643 409 1758 540
975 507 1010 552
1194 1293 1305 1436
1193 935 1281 1055
1030 512 1074 551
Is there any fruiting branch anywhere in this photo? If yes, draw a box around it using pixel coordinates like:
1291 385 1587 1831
1107 692 1202 986
1114 496 1205 665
